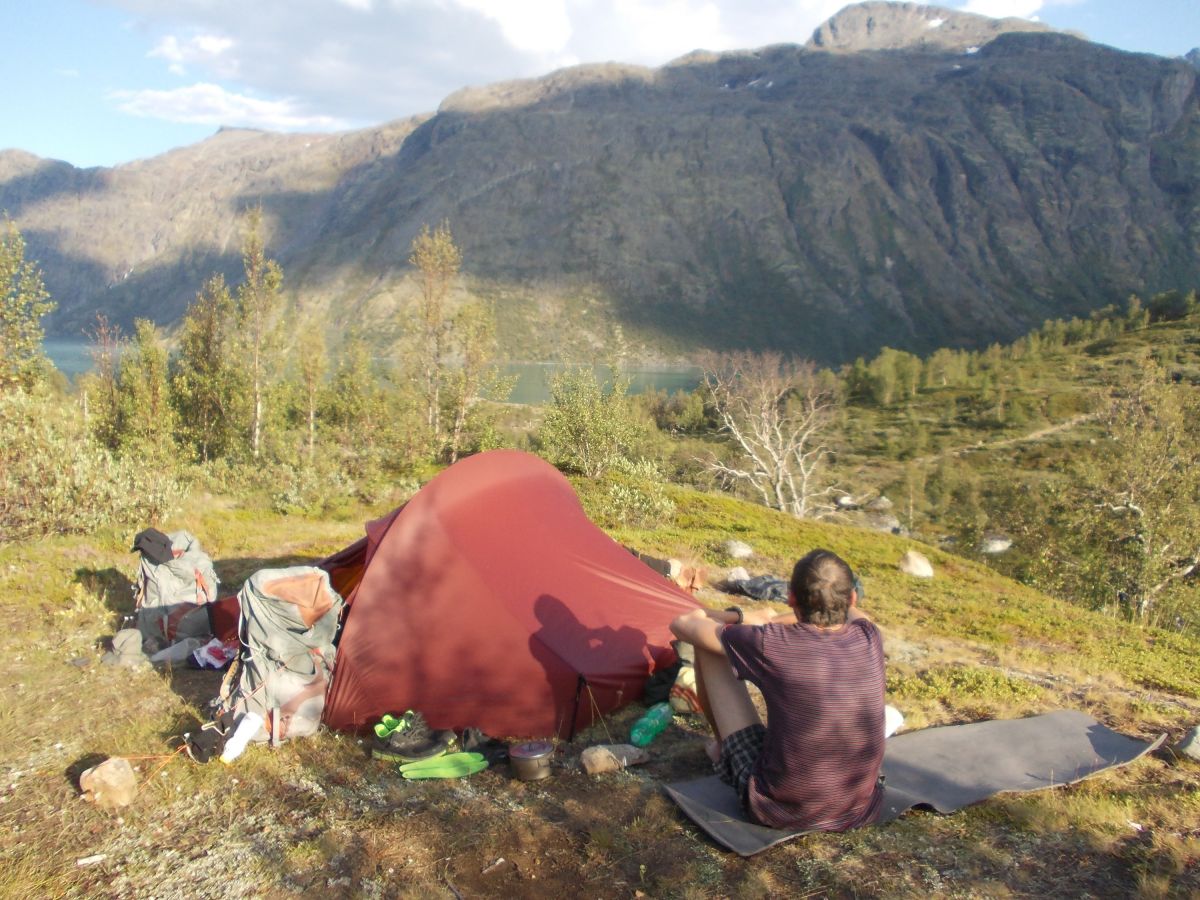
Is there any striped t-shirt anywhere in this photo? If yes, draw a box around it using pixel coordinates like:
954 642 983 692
720 617 885 830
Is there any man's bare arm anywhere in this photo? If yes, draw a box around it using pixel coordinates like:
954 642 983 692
670 608 733 654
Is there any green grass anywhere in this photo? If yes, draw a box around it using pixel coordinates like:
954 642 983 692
2 480 1199 896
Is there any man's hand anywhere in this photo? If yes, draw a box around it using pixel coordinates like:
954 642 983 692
670 608 726 654
742 607 794 626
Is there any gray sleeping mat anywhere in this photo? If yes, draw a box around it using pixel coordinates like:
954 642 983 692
665 710 1165 857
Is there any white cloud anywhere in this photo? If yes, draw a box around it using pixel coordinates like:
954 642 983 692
452 0 573 54
149 31 237 79
93 0 908 132
111 83 349 130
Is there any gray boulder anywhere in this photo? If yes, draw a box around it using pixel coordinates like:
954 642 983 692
723 540 754 560
899 550 934 578
979 535 1013 555
1175 725 1200 761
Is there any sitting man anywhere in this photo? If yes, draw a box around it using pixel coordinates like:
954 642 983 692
669 548 885 831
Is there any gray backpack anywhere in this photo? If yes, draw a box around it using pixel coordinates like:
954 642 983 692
134 530 219 651
219 566 343 745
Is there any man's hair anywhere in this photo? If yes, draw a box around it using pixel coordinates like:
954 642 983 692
789 549 855 626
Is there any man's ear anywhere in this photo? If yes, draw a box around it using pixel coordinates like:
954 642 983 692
786 589 797 608
850 589 858 608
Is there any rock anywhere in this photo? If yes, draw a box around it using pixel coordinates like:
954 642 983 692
808 1 1060 54
865 496 894 513
898 550 934 578
723 540 754 560
79 757 137 810
103 629 150 669
979 535 1013 555
1175 725 1200 761
580 744 650 775
867 513 902 534
835 494 858 509
725 566 751 584
110 629 143 655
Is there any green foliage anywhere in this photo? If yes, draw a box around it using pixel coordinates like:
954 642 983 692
0 217 54 392
538 365 639 478
988 360 1200 627
0 387 180 541
114 319 177 460
886 666 1044 704
172 275 246 461
409 220 462 453
593 459 676 528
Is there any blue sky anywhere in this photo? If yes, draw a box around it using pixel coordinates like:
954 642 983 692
1 0 1196 170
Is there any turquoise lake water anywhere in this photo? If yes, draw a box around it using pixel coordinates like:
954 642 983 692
42 339 700 405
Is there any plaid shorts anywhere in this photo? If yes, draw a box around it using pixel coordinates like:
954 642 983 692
714 723 766 811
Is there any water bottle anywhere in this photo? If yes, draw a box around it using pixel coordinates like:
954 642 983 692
630 702 674 747
219 711 264 764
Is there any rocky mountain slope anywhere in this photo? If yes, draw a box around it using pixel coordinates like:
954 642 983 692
2 2 1198 363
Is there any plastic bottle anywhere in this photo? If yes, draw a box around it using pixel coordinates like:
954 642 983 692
219 711 264 764
630 702 674 747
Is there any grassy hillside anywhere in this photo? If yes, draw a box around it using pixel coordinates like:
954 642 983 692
2 481 1198 897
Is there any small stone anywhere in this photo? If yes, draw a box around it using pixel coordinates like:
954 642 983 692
979 535 1013 555
898 550 934 579
79 757 138 810
1175 725 1200 761
726 566 750 584
723 540 754 559
111 629 143 655
866 496 894 512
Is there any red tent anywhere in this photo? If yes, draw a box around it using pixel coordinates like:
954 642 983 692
320 450 699 739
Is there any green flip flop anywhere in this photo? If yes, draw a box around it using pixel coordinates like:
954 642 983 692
373 710 415 739
399 752 488 779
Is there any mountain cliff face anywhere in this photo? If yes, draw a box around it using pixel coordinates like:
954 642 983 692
2 3 1198 363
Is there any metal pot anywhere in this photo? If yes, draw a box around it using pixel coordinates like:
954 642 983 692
509 741 555 781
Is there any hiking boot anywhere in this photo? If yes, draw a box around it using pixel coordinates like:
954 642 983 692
371 729 457 764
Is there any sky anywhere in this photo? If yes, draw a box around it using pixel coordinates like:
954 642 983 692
1 0 1196 169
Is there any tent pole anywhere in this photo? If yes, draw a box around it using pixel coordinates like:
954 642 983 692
568 675 586 742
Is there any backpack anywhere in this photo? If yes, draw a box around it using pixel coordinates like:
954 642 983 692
219 566 344 745
134 530 219 652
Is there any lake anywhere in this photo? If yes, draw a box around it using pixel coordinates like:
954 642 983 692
42 339 700 405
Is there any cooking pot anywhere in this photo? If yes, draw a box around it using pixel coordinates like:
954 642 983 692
509 741 555 781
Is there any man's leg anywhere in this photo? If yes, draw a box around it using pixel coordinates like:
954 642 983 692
694 646 761 745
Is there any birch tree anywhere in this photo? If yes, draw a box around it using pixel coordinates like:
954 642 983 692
235 207 283 459
0 217 54 392
409 221 460 453
701 350 840 519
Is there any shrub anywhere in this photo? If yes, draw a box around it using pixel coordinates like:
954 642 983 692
0 388 181 541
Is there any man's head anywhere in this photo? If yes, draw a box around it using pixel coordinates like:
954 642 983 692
789 549 856 626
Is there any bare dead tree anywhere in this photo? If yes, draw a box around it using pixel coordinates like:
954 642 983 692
700 350 840 519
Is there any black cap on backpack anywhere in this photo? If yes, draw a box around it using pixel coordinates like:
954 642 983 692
132 528 175 565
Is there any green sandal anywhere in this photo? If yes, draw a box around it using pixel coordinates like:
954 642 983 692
399 752 488 779
373 710 416 740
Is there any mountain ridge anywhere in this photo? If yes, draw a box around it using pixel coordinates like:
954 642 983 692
2 3 1197 363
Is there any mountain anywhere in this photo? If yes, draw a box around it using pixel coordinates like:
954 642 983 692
2 2 1198 363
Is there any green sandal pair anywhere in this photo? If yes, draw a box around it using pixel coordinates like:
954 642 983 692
374 710 417 740
399 752 488 779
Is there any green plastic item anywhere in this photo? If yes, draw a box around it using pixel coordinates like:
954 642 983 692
398 752 488 779
373 710 415 739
